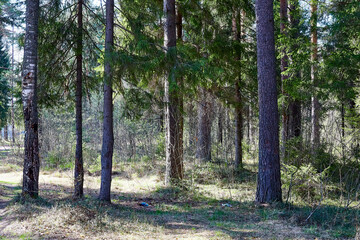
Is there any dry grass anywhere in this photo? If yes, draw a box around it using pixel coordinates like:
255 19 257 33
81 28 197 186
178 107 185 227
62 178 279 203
0 159 358 239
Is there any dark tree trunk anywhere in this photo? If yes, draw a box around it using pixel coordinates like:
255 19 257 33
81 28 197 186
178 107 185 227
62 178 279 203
233 10 243 170
280 0 289 159
234 83 243 170
255 0 282 203
4 124 8 141
196 88 213 162
22 0 40 198
99 0 114 202
177 5 184 179
341 103 345 156
188 102 197 152
217 103 223 145
289 99 301 138
11 26 15 143
164 0 183 186
74 0 84 199
288 0 302 140
310 0 320 153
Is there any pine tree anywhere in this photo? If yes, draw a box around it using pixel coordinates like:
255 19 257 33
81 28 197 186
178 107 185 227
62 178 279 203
22 0 40 198
164 0 184 185
74 0 84 199
255 0 282 203
0 33 10 131
99 0 114 202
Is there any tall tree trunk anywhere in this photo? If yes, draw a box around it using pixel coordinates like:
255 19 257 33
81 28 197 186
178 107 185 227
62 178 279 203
233 10 243 170
280 0 289 160
99 0 114 202
176 6 184 178
310 0 320 153
11 25 15 143
164 0 183 186
255 0 282 203
288 0 302 140
196 88 212 162
74 0 84 199
22 0 40 198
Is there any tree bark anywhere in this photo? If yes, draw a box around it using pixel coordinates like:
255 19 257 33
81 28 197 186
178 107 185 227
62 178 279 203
188 102 196 153
164 0 184 186
289 99 301 138
280 0 289 160
99 0 114 202
233 10 243 170
74 0 84 199
4 123 8 141
310 0 320 153
11 25 15 143
255 0 282 203
288 0 302 140
217 103 223 145
22 0 40 198
196 88 213 162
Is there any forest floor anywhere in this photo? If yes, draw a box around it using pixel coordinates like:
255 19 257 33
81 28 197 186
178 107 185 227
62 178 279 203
0 146 359 239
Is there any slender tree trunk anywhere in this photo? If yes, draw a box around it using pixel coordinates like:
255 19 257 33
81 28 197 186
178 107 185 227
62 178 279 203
11 25 15 143
255 0 282 203
310 0 320 153
196 88 213 162
188 102 196 152
99 0 114 202
164 0 183 186
280 0 289 160
74 0 84 199
289 99 301 137
22 0 40 198
217 103 223 145
341 103 345 156
233 10 243 170
4 124 8 141
288 0 302 140
234 84 243 170
249 101 254 148
176 6 184 178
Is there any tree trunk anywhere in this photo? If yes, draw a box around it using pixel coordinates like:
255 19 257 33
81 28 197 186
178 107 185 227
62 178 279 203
217 103 223 145
233 10 243 170
164 0 183 186
188 102 196 153
74 0 84 199
11 25 15 143
280 0 289 160
289 99 301 138
99 0 114 202
310 0 320 153
234 83 243 170
196 88 213 162
288 0 302 140
22 0 40 198
255 0 282 203
4 124 8 141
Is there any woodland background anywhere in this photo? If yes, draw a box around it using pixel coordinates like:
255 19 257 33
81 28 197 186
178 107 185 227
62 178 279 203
0 0 359 239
